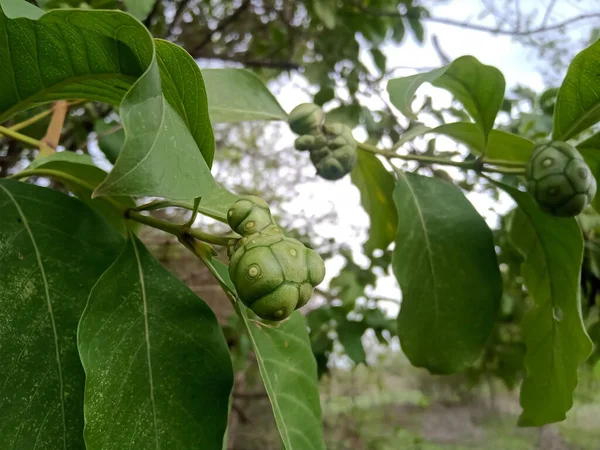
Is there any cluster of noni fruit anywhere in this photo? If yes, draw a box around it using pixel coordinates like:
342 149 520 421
525 141 596 217
226 196 326 321
288 103 358 180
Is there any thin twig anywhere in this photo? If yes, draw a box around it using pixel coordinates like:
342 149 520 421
40 101 69 155
190 0 251 54
197 54 301 70
354 2 600 36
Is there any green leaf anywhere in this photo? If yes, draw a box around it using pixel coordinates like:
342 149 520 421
577 130 600 151
78 236 233 449
207 259 326 450
337 320 367 365
0 179 124 449
407 17 425 43
433 122 535 162
370 48 386 73
0 3 216 200
21 152 135 233
155 39 215 166
196 185 241 222
312 0 336 29
351 151 397 253
325 104 361 128
387 56 505 143
95 119 125 164
392 172 502 374
314 86 335 106
202 69 287 122
553 39 600 140
579 149 600 212
500 183 592 426
387 66 447 120
123 0 153 20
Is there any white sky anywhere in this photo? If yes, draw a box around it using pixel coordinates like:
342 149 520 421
269 0 597 315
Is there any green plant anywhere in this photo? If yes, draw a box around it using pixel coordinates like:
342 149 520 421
526 141 597 217
2 0 600 448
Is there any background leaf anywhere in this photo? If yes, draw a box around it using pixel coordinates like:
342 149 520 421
123 0 154 21
387 66 448 119
501 183 592 426
387 56 505 143
0 179 123 449
208 259 326 450
351 151 397 253
337 320 367 365
0 4 216 200
22 152 134 233
433 122 534 162
202 69 288 123
553 39 600 140
78 236 233 449
95 120 125 165
392 172 502 373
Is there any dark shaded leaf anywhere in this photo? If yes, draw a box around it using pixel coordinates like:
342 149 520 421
392 172 501 373
78 236 233 449
0 179 124 449
500 183 592 426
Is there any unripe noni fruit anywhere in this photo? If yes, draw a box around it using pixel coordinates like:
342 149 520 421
227 196 274 236
228 230 326 321
526 141 596 217
310 123 358 180
288 103 324 135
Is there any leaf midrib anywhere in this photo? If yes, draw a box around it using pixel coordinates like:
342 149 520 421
237 307 293 449
130 237 159 447
557 100 600 141
0 184 67 450
513 206 560 405
398 172 440 335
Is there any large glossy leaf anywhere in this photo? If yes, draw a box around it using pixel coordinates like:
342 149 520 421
432 122 534 162
387 56 505 143
202 69 288 123
501 183 592 426
207 259 326 450
351 151 397 253
0 179 124 449
155 39 215 166
392 172 502 374
20 152 134 233
78 236 233 449
553 39 600 140
0 2 216 199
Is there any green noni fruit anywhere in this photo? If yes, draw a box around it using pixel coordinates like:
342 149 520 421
526 141 596 217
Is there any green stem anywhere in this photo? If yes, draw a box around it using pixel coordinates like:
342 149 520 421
0 125 42 148
187 228 234 246
126 210 234 246
358 141 528 174
481 167 526 175
132 199 228 224
481 158 527 168
126 210 184 236
10 168 126 212
8 100 84 132
357 141 479 170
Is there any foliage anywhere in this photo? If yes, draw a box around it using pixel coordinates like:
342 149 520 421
3 0 600 448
